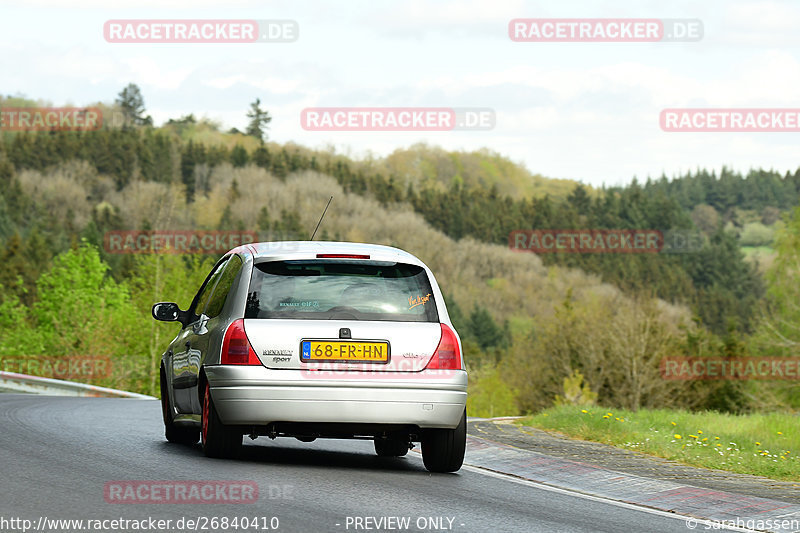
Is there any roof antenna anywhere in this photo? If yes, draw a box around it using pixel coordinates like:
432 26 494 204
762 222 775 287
310 196 333 240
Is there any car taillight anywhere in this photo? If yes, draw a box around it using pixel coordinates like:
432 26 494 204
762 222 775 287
424 324 462 370
221 319 261 365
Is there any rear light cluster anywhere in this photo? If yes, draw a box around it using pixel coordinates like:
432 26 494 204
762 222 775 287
424 324 462 370
221 319 261 365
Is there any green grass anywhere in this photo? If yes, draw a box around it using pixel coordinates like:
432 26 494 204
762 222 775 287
741 246 776 271
741 245 775 257
518 406 800 482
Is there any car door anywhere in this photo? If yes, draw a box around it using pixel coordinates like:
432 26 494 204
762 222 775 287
171 256 230 413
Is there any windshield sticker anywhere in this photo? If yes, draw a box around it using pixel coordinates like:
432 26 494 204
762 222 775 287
408 293 432 310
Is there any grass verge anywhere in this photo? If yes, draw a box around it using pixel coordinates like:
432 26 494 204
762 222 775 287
517 405 800 482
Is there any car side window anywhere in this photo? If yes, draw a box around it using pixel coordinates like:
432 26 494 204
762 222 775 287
190 256 230 320
204 255 243 319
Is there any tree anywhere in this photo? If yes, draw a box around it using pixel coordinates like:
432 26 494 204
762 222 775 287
468 306 508 351
0 140 14 183
567 184 591 214
181 140 207 201
761 206 781 225
739 222 774 247
754 205 800 349
252 144 271 168
32 242 133 356
245 98 272 142
691 204 720 234
230 145 249 168
749 205 800 407
115 83 153 129
165 113 196 136
0 157 13 184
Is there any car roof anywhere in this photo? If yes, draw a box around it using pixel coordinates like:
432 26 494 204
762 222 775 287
240 241 425 266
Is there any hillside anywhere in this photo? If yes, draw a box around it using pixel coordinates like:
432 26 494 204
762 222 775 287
167 122 587 200
0 158 698 411
0 103 797 415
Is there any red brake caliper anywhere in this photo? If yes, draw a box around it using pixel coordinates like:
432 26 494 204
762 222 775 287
202 383 210 444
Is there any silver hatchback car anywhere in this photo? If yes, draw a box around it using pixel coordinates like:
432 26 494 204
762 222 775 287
153 241 468 473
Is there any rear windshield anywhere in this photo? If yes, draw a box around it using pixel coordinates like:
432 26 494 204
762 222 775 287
245 260 439 322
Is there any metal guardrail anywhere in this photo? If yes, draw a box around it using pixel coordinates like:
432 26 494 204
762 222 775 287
0 371 156 399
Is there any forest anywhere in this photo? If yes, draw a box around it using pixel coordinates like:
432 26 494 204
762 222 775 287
1 89 799 416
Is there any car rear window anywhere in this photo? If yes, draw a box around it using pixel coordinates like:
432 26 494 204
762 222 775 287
245 260 439 322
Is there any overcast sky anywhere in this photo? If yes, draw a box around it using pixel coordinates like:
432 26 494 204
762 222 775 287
2 0 799 187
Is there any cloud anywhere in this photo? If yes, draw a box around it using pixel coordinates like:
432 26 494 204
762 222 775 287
720 0 800 45
3 0 800 186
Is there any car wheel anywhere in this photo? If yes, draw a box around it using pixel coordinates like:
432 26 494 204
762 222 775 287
201 381 242 458
160 369 199 445
421 409 466 473
374 437 410 457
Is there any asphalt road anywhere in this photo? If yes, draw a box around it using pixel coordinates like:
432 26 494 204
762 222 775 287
0 395 711 533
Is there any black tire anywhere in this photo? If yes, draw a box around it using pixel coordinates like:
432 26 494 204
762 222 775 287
201 381 242 458
421 409 466 473
160 369 199 445
374 437 410 457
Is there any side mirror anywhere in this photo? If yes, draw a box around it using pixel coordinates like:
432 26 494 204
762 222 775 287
152 302 185 323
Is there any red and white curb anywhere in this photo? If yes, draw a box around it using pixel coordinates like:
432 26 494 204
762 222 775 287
462 434 800 533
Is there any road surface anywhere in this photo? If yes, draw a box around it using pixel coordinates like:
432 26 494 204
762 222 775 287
0 395 719 532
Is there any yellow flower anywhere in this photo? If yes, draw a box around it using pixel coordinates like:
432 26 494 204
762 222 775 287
716 444 722 447
602 415 610 419
777 431 783 436
702 438 708 442
607 412 613 417
581 409 588 413
715 437 720 440
756 442 761 446
698 430 703 434
689 435 698 439
671 422 676 426
674 434 682 439
619 418 625 422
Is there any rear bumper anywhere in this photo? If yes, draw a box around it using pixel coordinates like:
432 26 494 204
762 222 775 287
204 365 467 429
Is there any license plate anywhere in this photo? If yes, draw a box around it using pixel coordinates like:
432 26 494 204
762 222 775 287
300 340 390 363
